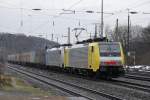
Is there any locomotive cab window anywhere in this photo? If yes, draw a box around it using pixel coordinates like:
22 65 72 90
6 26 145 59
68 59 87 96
100 43 121 57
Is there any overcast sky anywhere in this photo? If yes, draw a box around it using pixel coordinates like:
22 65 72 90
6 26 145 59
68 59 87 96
0 0 150 43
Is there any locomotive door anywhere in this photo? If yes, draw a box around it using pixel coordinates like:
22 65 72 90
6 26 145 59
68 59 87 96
88 46 94 69
64 47 69 67
60 48 64 67
88 43 100 72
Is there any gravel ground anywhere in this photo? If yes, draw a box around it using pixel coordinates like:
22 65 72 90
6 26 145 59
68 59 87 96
9 64 150 100
2 64 89 100
5 67 72 97
0 95 87 100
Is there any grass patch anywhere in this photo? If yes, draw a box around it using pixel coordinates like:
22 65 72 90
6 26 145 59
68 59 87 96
0 75 52 96
0 75 12 88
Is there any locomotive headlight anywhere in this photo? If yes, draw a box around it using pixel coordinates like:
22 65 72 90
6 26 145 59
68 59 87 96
101 60 121 66
104 61 117 65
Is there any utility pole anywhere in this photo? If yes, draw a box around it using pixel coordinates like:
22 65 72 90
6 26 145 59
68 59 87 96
127 9 130 53
133 52 136 66
126 9 131 65
78 20 81 27
52 20 55 41
68 27 71 44
57 37 58 43
101 0 104 37
93 23 100 39
90 32 92 39
115 19 119 41
51 34 53 41
94 24 98 39
20 0 23 32
45 33 48 50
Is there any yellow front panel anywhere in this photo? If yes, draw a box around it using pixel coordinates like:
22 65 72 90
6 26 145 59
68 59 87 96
88 43 100 72
119 42 125 65
88 46 92 69
64 48 69 67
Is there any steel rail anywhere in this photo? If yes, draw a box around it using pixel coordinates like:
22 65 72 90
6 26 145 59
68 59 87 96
8 66 123 100
124 74 150 82
111 79 150 93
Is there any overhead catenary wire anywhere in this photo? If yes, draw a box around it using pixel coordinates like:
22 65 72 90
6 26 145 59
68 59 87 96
0 0 150 37
113 0 150 15
0 9 100 35
68 0 84 9
57 0 85 16
0 0 148 18
28 0 85 34
30 12 114 34
0 0 149 15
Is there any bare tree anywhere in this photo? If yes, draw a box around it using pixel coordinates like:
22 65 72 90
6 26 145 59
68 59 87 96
142 25 150 43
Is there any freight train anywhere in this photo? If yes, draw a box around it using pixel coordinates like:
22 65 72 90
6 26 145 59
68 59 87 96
8 41 125 78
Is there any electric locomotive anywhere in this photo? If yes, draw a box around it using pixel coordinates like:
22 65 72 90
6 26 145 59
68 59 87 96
46 41 125 78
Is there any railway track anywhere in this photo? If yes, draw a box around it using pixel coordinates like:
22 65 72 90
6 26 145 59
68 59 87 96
126 71 150 77
9 64 150 93
110 79 150 93
8 65 123 100
124 74 150 82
